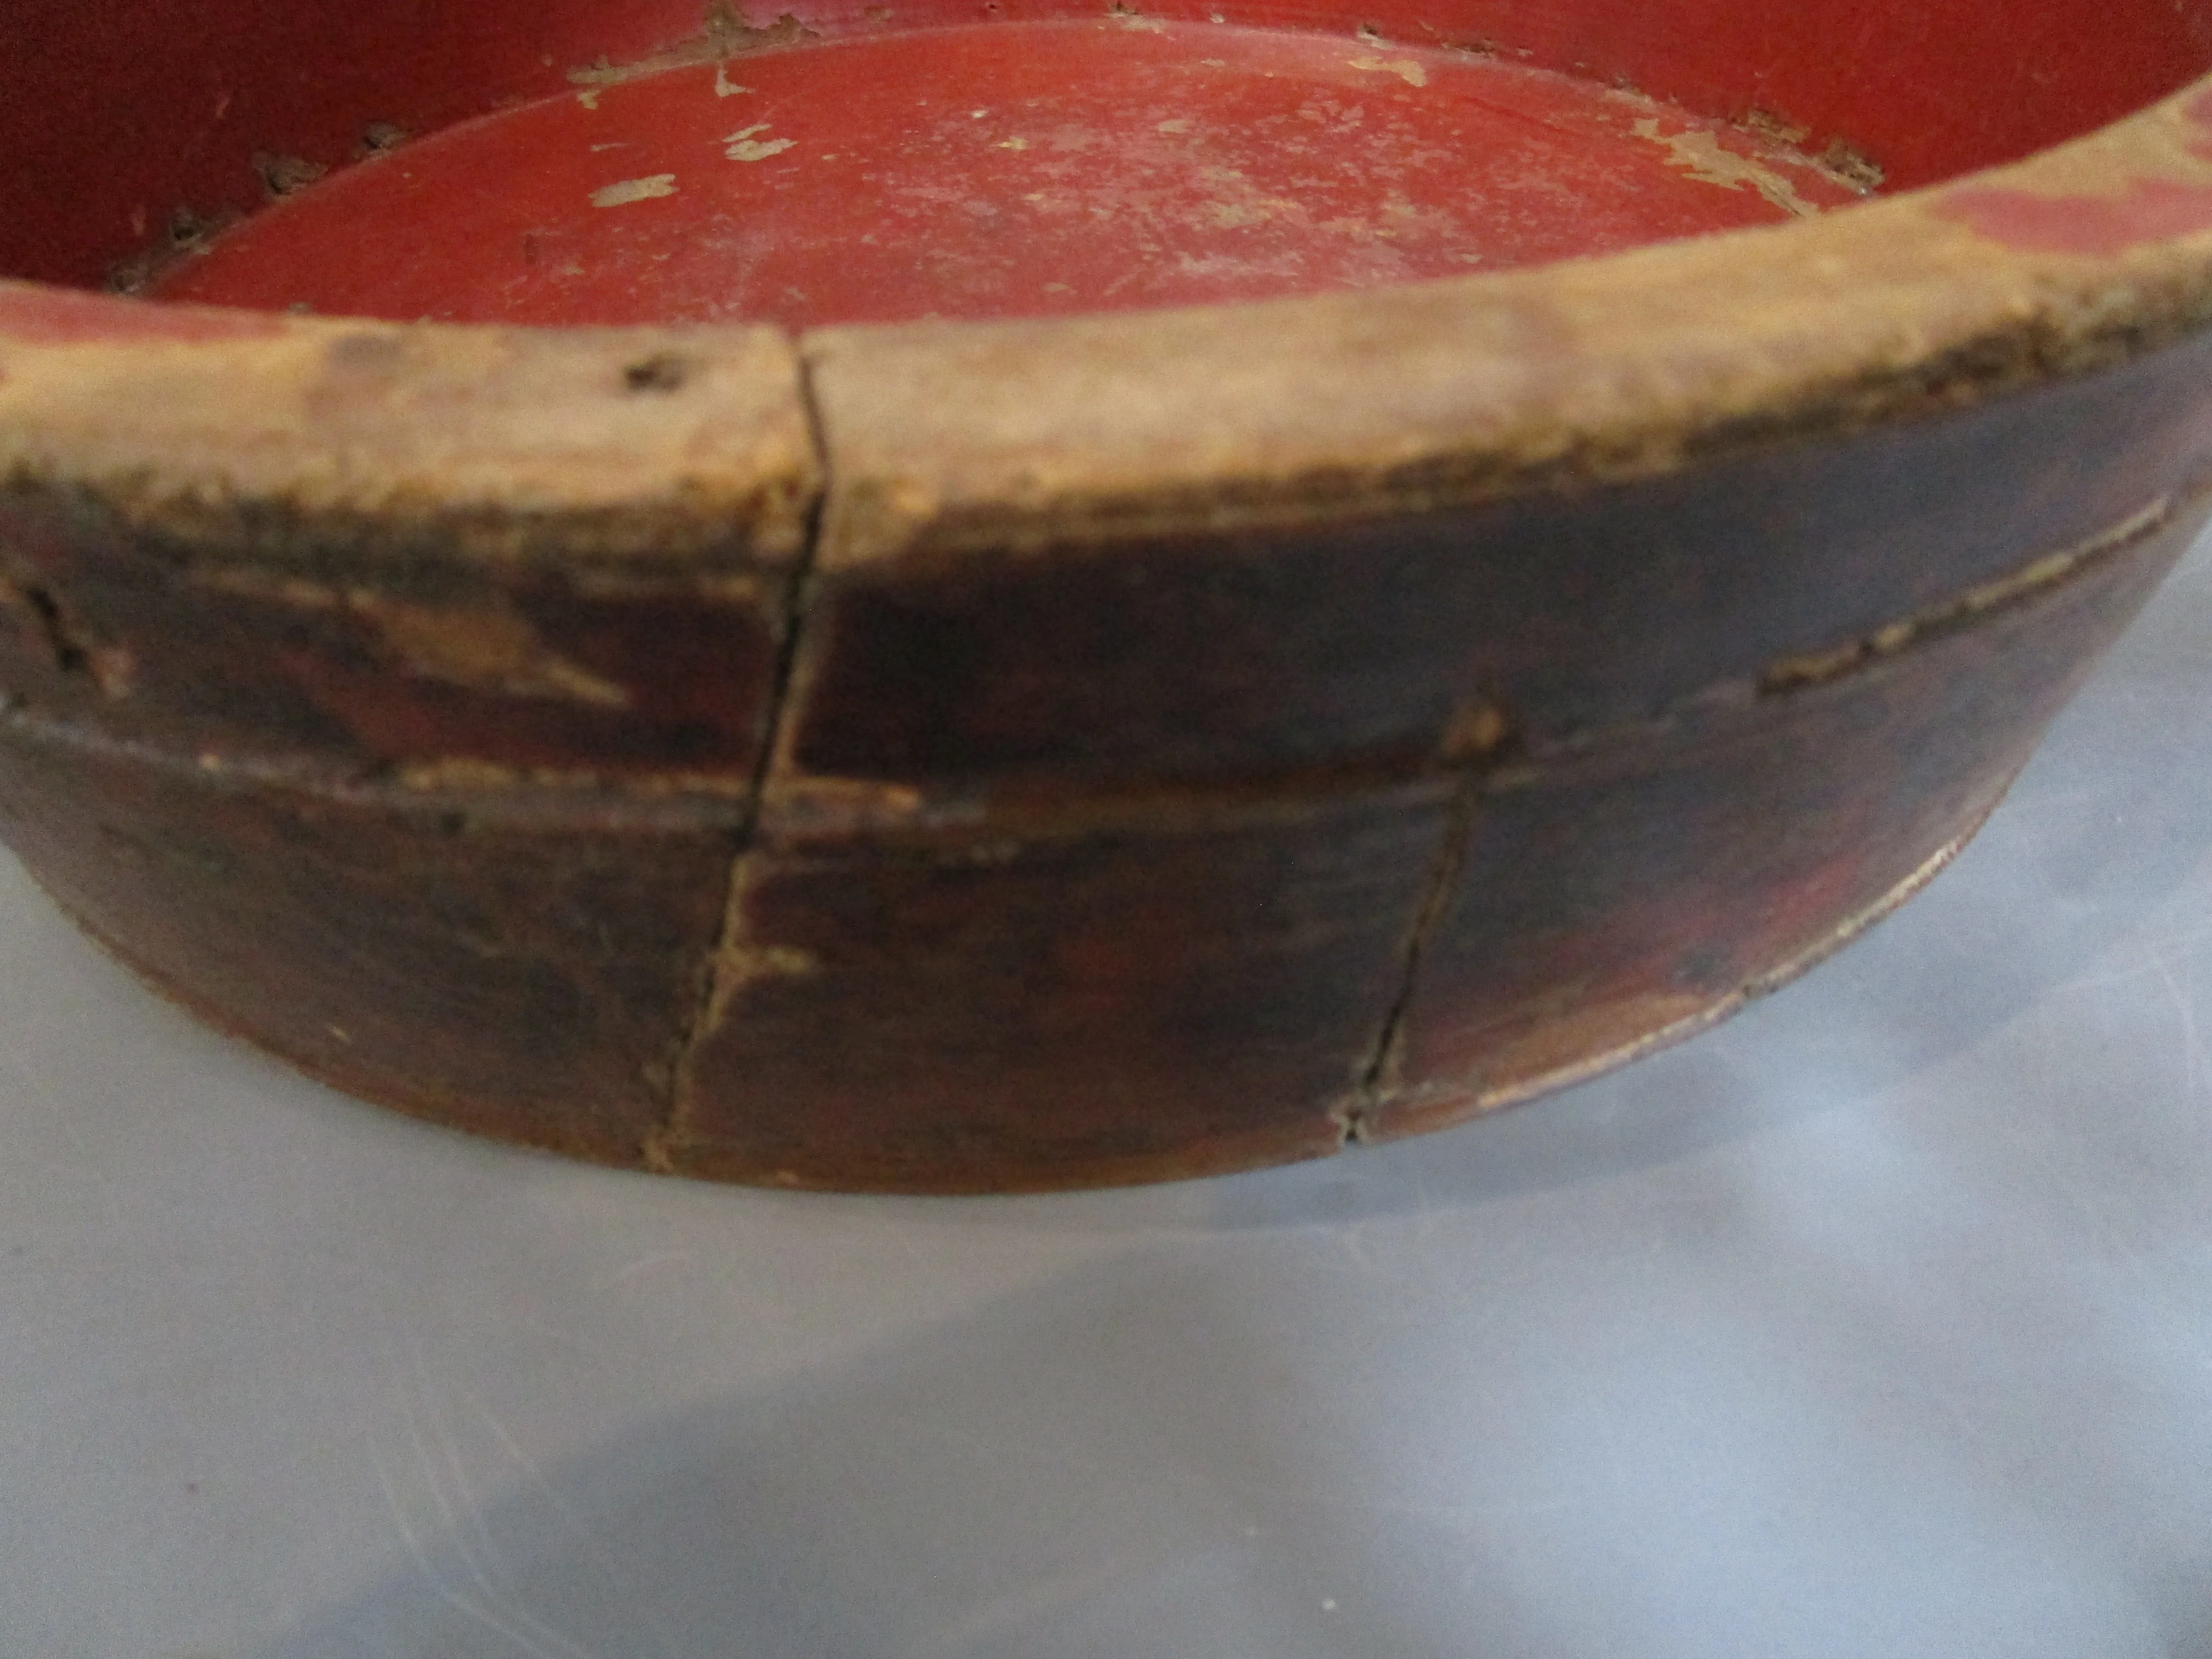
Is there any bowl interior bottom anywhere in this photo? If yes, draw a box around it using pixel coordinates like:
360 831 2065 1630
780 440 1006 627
145 21 1870 328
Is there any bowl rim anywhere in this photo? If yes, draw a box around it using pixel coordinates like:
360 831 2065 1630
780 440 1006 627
3 68 2211 564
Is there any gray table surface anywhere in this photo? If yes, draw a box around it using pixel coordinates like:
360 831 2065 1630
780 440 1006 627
6 526 2212 1659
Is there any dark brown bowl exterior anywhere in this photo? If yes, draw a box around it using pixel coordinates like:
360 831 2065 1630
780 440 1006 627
4 84 2212 1191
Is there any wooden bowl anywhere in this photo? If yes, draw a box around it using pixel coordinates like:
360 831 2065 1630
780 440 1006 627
3 0 2210 1191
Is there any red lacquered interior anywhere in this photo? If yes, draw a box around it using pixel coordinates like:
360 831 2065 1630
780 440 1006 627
3 0 2209 326
145 30 1874 328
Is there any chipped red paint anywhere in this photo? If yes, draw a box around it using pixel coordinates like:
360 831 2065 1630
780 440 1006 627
149 30 1865 330
8 0 2210 291
0 285 282 346
1938 176 2212 256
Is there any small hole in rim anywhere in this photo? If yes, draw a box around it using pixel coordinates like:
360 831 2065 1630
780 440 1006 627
624 354 693 393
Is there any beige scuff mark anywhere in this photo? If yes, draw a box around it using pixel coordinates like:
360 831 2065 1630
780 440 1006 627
1758 494 2176 694
188 568 634 708
708 943 821 1021
188 567 345 611
1175 249 1305 280
569 5 812 95
252 152 329 199
650 854 825 1173
1107 3 1167 30
371 602 635 708
0 571 135 697
1349 55 1427 87
1380 191 1453 231
1632 118 1820 217
725 124 796 161
1438 698 1513 763
395 759 753 795
1742 107 1811 146
577 88 603 110
1208 200 1273 228
703 938 818 1013
592 173 678 207
1820 138 1886 192
392 757 547 792
714 62 753 97
759 776 936 836
1192 165 1302 232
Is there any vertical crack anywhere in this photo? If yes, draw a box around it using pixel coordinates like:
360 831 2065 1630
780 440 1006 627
0 573 133 696
1334 772 1482 1148
18 582 92 677
641 342 830 1174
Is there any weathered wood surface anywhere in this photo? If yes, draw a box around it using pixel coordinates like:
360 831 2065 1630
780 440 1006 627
2 324 2207 1188
1 42 2210 1190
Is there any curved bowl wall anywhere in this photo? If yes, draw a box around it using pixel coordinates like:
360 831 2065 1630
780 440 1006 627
1 0 2210 1189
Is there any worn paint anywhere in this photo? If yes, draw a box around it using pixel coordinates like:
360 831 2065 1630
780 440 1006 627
723 124 796 161
1756 495 2176 694
1937 174 2212 255
251 152 329 198
365 603 635 709
650 852 825 1173
590 173 678 206
1632 118 1824 216
150 27 1866 328
568 2 813 95
1348 55 1427 87
0 284 283 344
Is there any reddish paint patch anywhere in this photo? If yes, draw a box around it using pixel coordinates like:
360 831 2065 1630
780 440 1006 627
9 0 2207 293
2187 85 2212 164
0 284 282 345
2188 85 2212 164
1939 176 2212 256
150 23 1866 330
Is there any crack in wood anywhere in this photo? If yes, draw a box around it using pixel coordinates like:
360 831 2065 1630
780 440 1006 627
643 340 830 1176
0 572 133 696
1335 773 1483 1147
